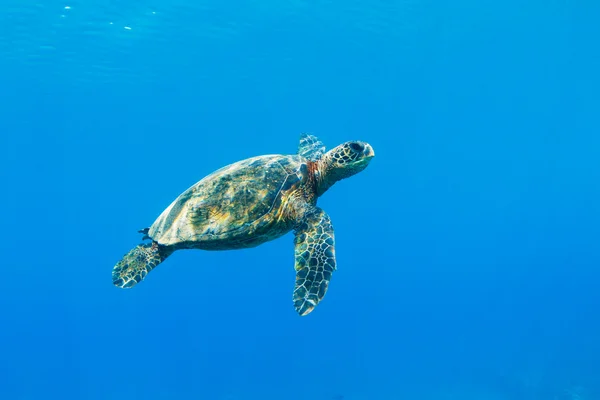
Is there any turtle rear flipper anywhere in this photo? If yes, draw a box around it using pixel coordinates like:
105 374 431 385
292 207 336 316
112 242 172 288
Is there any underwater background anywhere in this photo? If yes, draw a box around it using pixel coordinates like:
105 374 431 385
1 0 599 399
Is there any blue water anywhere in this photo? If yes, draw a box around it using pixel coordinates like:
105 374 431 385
1 1 599 399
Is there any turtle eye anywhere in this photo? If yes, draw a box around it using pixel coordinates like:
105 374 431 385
349 142 364 153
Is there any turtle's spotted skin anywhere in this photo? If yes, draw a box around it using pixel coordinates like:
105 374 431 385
112 242 172 288
112 134 375 316
293 207 336 316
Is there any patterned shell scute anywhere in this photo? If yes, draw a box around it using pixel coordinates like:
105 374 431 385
148 155 306 246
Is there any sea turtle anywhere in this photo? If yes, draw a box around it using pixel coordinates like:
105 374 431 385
112 133 375 316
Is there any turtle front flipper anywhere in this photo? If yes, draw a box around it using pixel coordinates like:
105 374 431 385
298 133 326 161
293 207 336 316
112 242 173 288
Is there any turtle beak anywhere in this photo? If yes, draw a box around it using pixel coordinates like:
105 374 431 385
363 143 375 158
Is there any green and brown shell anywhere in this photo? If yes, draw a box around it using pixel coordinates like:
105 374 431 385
147 154 315 250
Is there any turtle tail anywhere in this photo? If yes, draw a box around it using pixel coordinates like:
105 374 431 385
112 242 173 288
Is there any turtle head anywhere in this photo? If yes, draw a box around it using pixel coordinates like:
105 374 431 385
316 140 375 196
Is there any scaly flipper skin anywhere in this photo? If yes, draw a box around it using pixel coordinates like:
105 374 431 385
293 207 336 316
297 133 326 161
112 242 172 288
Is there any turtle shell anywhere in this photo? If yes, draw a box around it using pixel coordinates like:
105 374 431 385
148 154 310 250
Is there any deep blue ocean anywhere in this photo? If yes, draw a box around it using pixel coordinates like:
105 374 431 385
1 1 599 399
